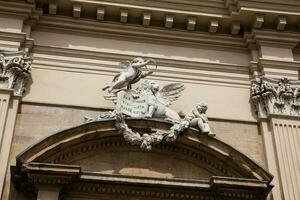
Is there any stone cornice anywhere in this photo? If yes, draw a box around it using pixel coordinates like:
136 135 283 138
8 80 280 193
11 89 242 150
1 0 300 39
1 1 300 51
13 161 272 199
23 162 81 175
0 1 42 21
73 0 229 17
34 15 247 51
245 30 300 48
236 0 300 15
258 58 300 69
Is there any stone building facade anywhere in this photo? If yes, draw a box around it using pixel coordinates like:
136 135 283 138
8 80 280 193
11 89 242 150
0 0 300 199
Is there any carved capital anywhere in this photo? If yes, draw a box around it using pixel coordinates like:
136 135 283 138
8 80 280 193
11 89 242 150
0 51 32 96
250 77 300 118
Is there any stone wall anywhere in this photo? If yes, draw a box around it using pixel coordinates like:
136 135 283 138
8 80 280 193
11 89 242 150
9 103 266 171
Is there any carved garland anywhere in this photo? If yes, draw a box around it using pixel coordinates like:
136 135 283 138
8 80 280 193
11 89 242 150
115 112 189 150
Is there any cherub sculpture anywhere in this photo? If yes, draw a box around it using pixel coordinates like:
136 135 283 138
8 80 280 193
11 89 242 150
139 80 185 122
185 102 215 137
102 57 156 92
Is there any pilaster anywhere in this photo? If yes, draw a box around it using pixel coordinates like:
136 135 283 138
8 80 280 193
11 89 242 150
0 51 32 199
251 77 300 200
0 90 21 199
247 30 300 80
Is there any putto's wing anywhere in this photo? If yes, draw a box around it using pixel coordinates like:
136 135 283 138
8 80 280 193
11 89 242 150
157 83 185 106
104 92 118 104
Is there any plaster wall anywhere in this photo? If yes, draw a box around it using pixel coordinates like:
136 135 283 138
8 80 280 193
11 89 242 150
23 30 254 121
0 16 23 33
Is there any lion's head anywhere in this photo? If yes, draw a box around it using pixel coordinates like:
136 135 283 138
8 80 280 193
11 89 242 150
141 80 159 94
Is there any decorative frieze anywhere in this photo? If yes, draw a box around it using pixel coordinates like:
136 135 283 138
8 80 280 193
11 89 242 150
0 51 32 95
250 77 300 118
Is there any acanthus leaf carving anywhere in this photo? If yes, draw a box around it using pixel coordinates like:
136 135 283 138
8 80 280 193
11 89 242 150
0 51 32 95
250 76 300 118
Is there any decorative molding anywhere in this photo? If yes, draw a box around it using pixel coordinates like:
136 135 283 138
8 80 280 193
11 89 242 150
208 19 218 33
250 77 300 118
73 4 81 18
0 51 32 95
165 15 174 28
31 45 250 88
44 137 237 177
35 15 248 52
276 16 287 31
186 16 196 31
49 2 57 15
245 29 300 48
2 0 300 40
231 21 240 35
16 118 273 183
142 12 151 26
120 9 128 23
252 14 264 29
13 162 272 200
258 58 300 71
97 7 105 21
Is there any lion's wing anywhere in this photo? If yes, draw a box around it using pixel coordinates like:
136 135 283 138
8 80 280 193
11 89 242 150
157 83 185 106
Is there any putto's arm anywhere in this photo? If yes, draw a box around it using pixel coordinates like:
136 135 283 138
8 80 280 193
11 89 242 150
131 58 156 69
141 70 154 78
131 59 152 68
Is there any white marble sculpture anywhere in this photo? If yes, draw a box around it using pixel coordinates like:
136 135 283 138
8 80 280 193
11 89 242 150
85 57 214 150
102 57 156 92
185 102 215 137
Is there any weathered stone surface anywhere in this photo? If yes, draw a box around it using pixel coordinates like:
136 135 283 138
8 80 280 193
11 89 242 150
10 104 266 168
210 120 266 167
11 111 273 200
67 149 213 179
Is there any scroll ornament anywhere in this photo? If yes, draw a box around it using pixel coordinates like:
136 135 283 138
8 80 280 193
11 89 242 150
250 77 300 118
85 57 214 150
0 51 32 95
